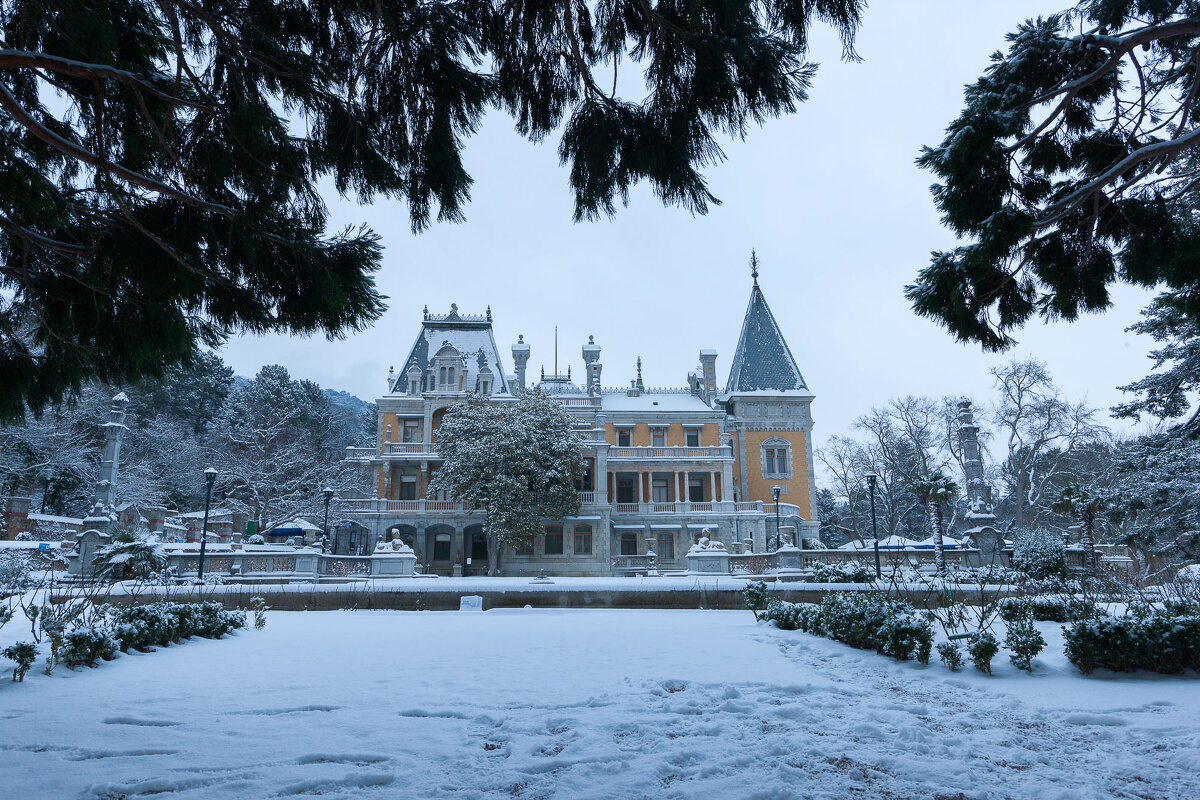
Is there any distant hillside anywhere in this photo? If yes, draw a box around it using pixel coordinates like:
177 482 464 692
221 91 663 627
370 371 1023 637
323 388 372 417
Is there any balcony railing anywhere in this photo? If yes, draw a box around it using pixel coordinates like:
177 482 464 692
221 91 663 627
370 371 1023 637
577 491 595 504
336 499 477 514
608 446 731 459
610 501 763 515
383 442 436 456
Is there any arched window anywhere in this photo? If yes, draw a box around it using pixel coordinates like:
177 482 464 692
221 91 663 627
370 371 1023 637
761 437 793 479
439 366 447 384
447 366 455 385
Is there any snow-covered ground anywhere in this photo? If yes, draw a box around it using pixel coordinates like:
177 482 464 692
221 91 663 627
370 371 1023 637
1 609 1197 799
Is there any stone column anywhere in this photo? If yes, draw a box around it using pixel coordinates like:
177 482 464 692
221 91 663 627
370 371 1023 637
95 393 129 511
957 399 1004 565
709 472 716 502
3 496 31 540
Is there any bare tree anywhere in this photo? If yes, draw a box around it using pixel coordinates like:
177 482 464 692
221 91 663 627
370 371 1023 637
991 359 1102 528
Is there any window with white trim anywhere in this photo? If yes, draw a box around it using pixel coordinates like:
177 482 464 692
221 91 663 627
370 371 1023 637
761 437 793 479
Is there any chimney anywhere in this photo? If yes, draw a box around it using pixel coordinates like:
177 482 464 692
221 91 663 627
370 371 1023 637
511 335 530 391
582 335 602 396
699 350 718 404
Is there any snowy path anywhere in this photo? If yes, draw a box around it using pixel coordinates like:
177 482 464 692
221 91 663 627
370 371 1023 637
0 609 1197 799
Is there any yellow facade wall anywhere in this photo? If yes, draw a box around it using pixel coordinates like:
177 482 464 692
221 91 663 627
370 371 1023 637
739 429 813 519
604 422 721 447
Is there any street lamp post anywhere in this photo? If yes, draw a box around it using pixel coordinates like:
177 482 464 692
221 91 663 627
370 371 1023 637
197 467 217 582
865 471 880 579
322 487 335 553
771 485 783 550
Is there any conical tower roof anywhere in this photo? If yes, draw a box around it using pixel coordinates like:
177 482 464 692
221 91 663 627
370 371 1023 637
724 270 807 394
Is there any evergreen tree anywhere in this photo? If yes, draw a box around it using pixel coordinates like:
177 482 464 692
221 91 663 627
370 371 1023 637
908 3 1200 350
1054 484 1104 573
0 0 865 420
1113 292 1200 431
429 391 583 575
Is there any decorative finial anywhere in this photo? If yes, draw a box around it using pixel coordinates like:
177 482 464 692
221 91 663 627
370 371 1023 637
486 305 492 322
423 304 429 320
750 249 759 286
567 365 571 380
518 334 524 343
541 366 545 380
588 335 594 344
636 356 644 391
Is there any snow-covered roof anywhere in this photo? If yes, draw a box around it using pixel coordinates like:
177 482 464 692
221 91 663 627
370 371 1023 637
724 278 808 394
600 392 713 412
397 309 510 395
273 518 321 532
174 509 233 520
838 535 920 550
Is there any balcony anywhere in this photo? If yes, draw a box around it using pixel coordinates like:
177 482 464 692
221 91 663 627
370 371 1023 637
383 442 436 456
336 499 475 515
608 446 731 460
611 501 763 515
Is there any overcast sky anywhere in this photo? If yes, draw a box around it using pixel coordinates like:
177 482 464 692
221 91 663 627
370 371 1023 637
221 1 1158 447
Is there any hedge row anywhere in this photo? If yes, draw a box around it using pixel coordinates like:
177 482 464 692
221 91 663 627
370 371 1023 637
1064 614 1200 675
762 591 933 664
998 596 1097 623
60 602 247 669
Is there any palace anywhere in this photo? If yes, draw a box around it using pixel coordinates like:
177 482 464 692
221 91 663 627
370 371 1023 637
341 268 818 576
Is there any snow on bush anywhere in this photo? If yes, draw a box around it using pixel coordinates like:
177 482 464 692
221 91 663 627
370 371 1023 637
742 581 771 621
1005 616 1046 672
998 596 1096 623
247 534 265 544
2 641 37 682
809 562 873 583
61 626 118 669
759 592 933 665
968 631 1000 675
14 531 32 541
1064 612 1200 674
937 641 964 671
1010 527 1067 580
91 532 167 580
0 550 35 596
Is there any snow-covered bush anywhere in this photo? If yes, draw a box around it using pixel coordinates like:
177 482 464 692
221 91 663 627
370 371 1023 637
14 531 32 541
248 596 268 630
817 593 933 664
968 631 1000 675
247 534 265 545
998 596 1096 623
61 626 118 669
1005 616 1046 672
763 600 821 632
1010 527 1067 580
3 641 38 682
1063 613 1200 674
937 641 964 671
743 581 771 621
0 551 34 596
810 562 873 584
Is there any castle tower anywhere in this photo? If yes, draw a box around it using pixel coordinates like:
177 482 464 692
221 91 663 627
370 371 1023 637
719 256 818 546
582 336 602 396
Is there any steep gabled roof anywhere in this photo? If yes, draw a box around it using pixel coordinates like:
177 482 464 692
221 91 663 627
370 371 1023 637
724 279 807 394
397 310 510 395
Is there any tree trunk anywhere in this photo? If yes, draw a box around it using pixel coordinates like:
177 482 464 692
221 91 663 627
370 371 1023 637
929 499 946 575
487 532 500 577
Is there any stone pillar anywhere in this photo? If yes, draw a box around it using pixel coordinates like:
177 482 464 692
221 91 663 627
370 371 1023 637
698 350 718 405
709 472 716 502
3 496 31 540
957 399 1005 565
95 393 129 511
512 335 530 391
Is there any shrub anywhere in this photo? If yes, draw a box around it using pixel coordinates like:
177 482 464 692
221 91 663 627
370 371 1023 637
968 631 1000 675
999 596 1097 623
810 562 873 584
937 641 964 671
743 581 771 620
764 600 822 632
61 626 118 669
249 596 268 630
247 534 265 545
14 531 32 541
1064 613 1200 675
818 593 933 663
3 641 38 682
1005 617 1046 672
1011 527 1067 580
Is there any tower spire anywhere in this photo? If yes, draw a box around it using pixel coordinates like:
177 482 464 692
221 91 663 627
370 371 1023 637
636 356 644 391
749 249 760 286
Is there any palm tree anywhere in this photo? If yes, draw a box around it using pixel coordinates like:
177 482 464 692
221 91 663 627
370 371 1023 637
1053 485 1102 574
907 470 959 575
91 529 167 581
